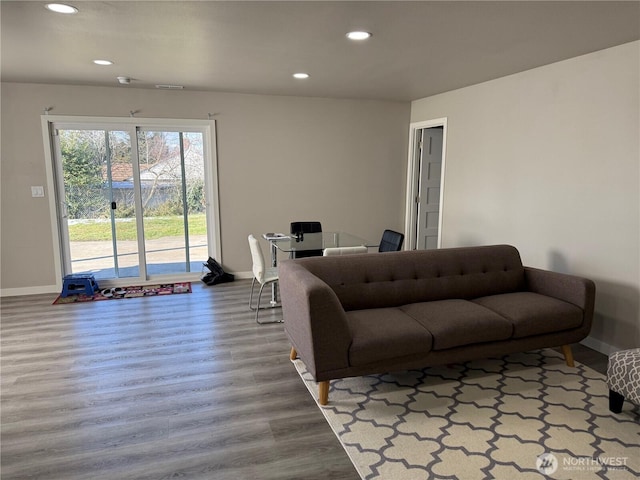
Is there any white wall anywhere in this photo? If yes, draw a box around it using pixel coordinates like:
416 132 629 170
0 84 409 293
411 41 640 352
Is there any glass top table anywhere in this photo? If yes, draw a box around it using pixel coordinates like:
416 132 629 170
261 231 376 305
264 231 376 258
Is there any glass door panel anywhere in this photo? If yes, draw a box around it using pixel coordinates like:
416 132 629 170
109 130 140 278
137 130 207 276
58 128 139 280
183 132 208 271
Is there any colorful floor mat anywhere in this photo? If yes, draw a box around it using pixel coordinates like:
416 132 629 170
53 282 191 304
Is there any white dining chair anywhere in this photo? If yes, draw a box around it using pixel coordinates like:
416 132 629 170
248 234 281 324
322 246 368 256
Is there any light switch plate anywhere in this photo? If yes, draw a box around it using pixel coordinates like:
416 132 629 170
31 186 45 197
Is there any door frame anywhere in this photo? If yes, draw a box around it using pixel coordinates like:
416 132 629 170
41 115 221 289
404 118 448 250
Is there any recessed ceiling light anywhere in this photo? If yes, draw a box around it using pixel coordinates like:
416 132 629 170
346 31 372 41
93 60 113 66
45 3 78 14
293 73 310 79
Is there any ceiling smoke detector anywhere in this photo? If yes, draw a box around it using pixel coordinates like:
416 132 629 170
117 76 131 85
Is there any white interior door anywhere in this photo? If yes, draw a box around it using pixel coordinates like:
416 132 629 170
404 119 446 250
416 127 444 249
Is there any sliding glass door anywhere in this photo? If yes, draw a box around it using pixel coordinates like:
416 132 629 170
50 119 216 283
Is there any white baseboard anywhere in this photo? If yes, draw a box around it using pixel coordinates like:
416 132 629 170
232 271 253 280
1 285 59 298
580 336 621 356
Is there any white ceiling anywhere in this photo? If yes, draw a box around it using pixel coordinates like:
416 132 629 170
2 1 639 102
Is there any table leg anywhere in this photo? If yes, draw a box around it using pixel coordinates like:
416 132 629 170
270 241 279 305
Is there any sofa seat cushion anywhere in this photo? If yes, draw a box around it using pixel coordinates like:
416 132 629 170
472 292 583 338
346 308 433 367
400 299 513 350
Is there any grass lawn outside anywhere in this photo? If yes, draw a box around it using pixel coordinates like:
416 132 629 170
68 214 206 241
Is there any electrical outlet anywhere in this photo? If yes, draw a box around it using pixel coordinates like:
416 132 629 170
31 186 45 197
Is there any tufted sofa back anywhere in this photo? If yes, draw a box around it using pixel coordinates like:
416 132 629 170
295 245 526 311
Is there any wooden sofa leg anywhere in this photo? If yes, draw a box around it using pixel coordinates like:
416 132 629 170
562 344 575 367
318 381 329 406
289 347 297 361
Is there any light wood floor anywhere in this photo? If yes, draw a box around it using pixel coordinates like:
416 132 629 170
1 280 608 480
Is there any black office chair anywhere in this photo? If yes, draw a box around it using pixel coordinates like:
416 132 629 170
290 221 322 235
290 221 323 258
379 229 404 252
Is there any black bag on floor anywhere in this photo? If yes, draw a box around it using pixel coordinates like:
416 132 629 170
202 257 235 285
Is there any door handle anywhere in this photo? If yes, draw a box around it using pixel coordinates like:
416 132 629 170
111 202 117 210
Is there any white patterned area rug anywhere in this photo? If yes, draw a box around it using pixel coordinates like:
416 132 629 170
292 349 640 480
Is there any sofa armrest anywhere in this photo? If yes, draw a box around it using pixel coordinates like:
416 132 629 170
524 266 596 329
279 260 352 380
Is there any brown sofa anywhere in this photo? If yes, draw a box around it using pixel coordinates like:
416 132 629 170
279 245 595 405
